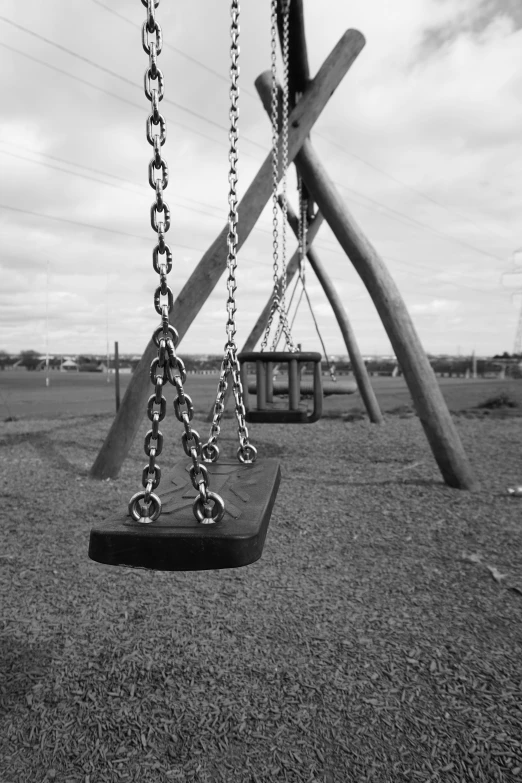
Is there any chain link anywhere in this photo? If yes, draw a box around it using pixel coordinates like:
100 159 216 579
204 0 257 467
129 0 224 525
262 0 296 353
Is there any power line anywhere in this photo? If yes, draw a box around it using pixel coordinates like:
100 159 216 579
0 19 510 268
314 131 510 243
0 202 206 254
333 180 505 263
90 0 261 102
0 145 506 297
91 0 513 249
0 40 264 163
0 147 230 223
0 15 266 153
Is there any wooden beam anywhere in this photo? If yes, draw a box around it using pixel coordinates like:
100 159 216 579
205 211 325 422
277 0 310 101
90 29 366 480
282 198 383 424
256 74 477 490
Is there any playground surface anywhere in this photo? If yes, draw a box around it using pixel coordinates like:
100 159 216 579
0 383 521 781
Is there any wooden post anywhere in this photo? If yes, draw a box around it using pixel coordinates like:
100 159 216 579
256 76 477 491
90 30 366 479
114 341 121 413
205 212 325 422
281 197 383 424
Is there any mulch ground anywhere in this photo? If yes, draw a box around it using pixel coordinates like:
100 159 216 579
0 407 521 783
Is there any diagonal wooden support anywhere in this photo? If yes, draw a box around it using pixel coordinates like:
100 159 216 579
256 74 477 490
90 29 366 479
282 198 383 424
205 210 325 423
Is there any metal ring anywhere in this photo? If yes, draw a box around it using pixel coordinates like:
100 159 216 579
147 393 166 422
142 19 163 56
149 159 169 191
128 490 162 523
238 443 258 464
146 113 166 146
181 429 201 457
189 462 209 491
150 201 171 233
150 357 168 384
173 393 193 422
144 67 165 102
144 429 164 457
193 491 225 525
152 322 178 348
201 442 219 463
154 285 173 316
166 356 187 386
142 463 161 490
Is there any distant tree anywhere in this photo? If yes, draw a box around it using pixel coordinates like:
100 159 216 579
0 350 10 370
19 350 41 370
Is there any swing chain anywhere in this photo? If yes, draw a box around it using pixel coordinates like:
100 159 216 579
130 0 217 524
203 0 257 466
262 0 296 353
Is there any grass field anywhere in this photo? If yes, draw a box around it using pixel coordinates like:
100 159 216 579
2 370 522 421
0 371 521 782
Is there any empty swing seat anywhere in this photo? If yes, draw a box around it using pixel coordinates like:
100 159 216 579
247 378 357 397
88 458 281 572
238 351 322 423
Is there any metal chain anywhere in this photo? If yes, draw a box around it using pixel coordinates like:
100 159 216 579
129 0 224 526
203 0 257 467
298 174 307 286
261 0 296 353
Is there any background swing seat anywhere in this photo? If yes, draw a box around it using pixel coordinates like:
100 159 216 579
88 458 281 572
247 378 357 397
239 351 323 424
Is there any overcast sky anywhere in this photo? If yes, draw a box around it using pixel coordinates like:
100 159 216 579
1 0 521 358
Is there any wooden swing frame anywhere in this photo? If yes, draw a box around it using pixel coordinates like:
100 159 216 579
90 0 477 493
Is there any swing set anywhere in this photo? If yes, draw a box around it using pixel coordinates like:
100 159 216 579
89 0 478 575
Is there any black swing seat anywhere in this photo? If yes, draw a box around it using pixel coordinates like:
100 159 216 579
238 351 323 424
88 458 281 572
247 378 357 397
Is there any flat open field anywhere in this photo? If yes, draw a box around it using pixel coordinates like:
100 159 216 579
0 371 521 782
2 369 522 420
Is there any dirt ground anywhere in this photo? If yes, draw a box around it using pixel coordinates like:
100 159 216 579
0 395 521 782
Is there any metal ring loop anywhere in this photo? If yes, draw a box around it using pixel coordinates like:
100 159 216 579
142 19 163 56
173 393 194 422
153 322 178 347
193 491 225 525
150 201 171 233
142 463 161 490
144 67 165 101
144 429 164 457
201 442 219 463
238 443 258 464
128 490 162 523
189 462 209 491
154 285 174 316
147 394 166 421
149 158 169 191
146 113 166 146
181 429 201 457
150 357 168 384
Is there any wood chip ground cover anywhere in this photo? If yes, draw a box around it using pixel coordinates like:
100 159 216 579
0 412 521 782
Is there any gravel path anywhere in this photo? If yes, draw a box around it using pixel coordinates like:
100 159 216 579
0 411 521 782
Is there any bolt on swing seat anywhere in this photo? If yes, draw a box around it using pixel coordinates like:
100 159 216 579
238 351 323 423
88 458 281 571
